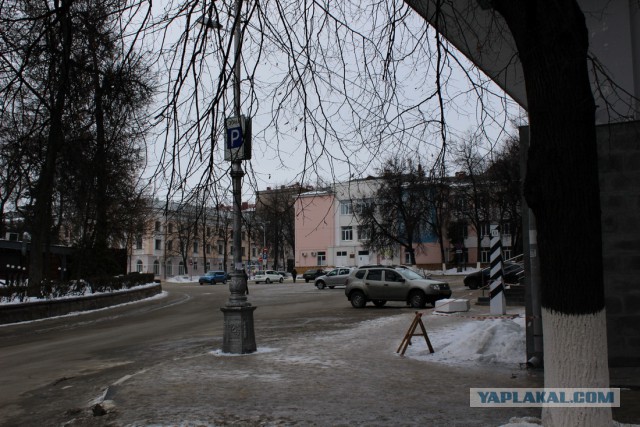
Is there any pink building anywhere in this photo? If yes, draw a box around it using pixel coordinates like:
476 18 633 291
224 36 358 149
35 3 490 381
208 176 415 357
293 178 518 272
294 190 335 269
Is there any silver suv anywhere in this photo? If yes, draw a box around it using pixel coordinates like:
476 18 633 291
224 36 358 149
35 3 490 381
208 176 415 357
315 267 353 289
345 266 451 308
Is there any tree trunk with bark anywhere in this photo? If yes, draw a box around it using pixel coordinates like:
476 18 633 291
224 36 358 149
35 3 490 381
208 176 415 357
29 0 74 285
493 1 610 425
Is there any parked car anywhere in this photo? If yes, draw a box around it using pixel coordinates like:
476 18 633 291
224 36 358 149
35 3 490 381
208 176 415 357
315 267 353 289
345 266 451 308
199 270 229 285
302 269 327 283
253 270 284 284
463 261 524 290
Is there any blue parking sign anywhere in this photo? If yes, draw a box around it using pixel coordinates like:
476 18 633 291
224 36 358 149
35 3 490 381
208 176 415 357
224 116 251 161
227 126 243 148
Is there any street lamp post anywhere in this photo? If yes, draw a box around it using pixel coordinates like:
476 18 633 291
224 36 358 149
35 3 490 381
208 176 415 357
216 0 256 354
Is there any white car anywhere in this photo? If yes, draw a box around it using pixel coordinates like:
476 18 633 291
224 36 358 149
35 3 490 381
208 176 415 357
253 270 284 284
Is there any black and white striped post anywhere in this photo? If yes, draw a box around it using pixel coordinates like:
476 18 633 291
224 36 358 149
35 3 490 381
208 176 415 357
489 224 506 315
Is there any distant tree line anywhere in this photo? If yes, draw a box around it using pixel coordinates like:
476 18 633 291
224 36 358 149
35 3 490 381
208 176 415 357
356 133 522 266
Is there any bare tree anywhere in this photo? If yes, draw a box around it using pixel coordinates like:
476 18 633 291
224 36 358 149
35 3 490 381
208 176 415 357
486 134 523 256
0 0 154 281
356 157 433 265
450 132 492 265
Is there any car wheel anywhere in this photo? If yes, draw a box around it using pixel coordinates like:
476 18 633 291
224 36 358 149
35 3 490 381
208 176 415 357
279 277 283 283
409 290 427 308
316 281 325 290
467 277 479 290
350 290 367 308
372 299 387 307
305 279 310 283
222 280 227 284
266 278 272 284
199 281 204 286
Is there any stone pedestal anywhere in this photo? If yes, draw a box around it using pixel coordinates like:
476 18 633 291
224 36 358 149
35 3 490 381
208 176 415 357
221 305 257 354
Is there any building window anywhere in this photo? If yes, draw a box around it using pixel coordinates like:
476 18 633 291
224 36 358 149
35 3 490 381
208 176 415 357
206 244 212 254
178 261 185 275
502 223 511 237
357 225 370 241
252 247 257 257
503 246 512 260
317 251 327 266
155 221 161 232
242 246 246 257
136 260 143 272
354 198 373 214
205 262 211 271
455 196 468 213
153 260 160 275
193 241 199 253
404 251 411 264
207 227 211 237
242 231 246 241
218 241 224 254
480 223 491 238
167 240 173 251
336 250 347 257
136 236 143 250
340 201 353 215
155 239 162 250
481 248 490 263
193 261 198 271
168 223 173 233
341 226 353 241
166 262 173 277
219 228 225 237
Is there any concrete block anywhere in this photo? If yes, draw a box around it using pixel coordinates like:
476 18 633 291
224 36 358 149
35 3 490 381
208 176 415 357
435 298 470 313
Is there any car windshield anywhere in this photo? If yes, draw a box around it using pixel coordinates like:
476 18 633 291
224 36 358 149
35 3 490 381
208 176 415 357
399 269 423 280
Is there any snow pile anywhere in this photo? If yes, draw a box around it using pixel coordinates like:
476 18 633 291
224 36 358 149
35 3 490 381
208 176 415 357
165 276 197 283
407 315 527 366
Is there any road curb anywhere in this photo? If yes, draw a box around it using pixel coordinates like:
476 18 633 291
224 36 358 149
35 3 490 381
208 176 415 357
0 283 162 325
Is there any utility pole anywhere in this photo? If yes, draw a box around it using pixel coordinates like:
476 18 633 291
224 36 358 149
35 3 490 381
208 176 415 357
208 0 256 354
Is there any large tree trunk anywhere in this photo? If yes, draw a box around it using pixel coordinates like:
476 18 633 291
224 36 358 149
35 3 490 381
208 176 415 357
29 0 74 285
494 1 610 425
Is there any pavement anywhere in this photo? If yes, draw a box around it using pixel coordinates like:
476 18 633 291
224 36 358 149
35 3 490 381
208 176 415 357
49 296 548 427
4 278 639 427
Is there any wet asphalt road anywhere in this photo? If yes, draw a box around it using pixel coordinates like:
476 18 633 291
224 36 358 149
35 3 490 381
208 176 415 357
0 276 544 426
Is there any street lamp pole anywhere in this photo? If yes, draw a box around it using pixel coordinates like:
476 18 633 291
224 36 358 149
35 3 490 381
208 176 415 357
220 0 257 354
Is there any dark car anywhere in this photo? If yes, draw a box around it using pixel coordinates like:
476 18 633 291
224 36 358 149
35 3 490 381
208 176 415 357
463 261 524 290
302 268 327 283
199 270 229 285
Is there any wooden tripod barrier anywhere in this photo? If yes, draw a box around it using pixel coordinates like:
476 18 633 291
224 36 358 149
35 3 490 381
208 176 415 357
397 311 434 356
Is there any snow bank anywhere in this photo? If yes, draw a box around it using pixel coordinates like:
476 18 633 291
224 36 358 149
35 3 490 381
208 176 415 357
407 314 527 366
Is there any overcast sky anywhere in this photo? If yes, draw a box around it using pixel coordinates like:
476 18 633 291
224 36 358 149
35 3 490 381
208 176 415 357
140 0 525 203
